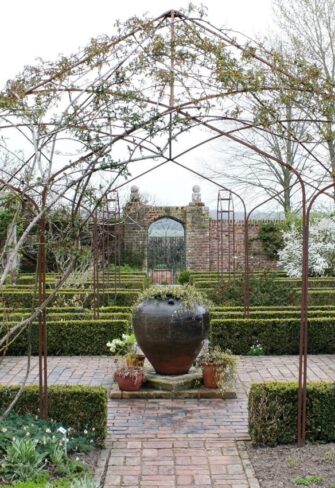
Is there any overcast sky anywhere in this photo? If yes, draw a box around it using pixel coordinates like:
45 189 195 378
0 0 275 209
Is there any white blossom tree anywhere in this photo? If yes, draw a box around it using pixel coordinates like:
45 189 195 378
278 216 335 276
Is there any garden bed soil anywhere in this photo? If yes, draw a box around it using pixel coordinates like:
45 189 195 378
248 442 335 488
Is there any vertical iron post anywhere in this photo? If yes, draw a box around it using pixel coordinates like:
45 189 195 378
38 187 48 419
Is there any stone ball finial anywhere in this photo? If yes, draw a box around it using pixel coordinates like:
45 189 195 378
129 185 140 202
192 185 202 203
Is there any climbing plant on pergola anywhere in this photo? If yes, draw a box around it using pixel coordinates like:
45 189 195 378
0 6 334 445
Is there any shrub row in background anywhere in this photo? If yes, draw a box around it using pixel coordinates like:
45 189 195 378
308 290 335 306
210 317 335 355
5 320 128 355
0 306 130 313
207 287 335 307
15 272 146 285
0 311 131 321
0 385 107 447
3 280 144 290
210 305 335 311
249 382 335 446
210 309 335 319
192 277 335 288
0 290 139 307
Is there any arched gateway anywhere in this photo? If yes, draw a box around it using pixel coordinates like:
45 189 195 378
123 185 210 273
122 185 274 274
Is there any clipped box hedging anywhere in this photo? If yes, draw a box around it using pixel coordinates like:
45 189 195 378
276 277 335 288
0 306 130 314
308 290 335 306
0 289 139 307
5 319 128 355
0 385 107 447
201 287 335 306
210 309 335 319
249 382 335 446
1 312 131 322
210 305 335 312
210 317 335 354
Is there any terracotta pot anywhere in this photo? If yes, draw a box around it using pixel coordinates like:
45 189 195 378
114 369 144 391
202 363 217 388
202 363 225 389
126 353 145 368
133 298 209 375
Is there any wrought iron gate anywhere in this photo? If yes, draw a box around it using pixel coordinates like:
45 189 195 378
147 218 185 278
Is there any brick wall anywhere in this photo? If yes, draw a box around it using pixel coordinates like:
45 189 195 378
122 198 277 272
209 220 277 272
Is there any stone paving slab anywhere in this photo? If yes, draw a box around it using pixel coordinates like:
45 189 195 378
1 355 335 487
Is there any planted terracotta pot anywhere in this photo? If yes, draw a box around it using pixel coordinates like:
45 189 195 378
133 297 209 375
126 353 145 368
202 363 225 389
202 363 217 388
114 368 144 391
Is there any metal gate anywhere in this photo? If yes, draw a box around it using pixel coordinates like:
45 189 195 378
148 218 185 282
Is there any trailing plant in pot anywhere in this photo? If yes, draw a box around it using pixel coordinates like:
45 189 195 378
106 333 145 367
198 346 238 393
132 285 211 375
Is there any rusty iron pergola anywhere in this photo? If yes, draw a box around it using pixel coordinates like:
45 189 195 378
1 8 334 447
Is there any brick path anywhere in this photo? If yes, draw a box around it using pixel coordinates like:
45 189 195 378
2 355 335 487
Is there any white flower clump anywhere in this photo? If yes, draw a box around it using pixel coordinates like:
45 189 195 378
106 338 124 354
278 217 335 277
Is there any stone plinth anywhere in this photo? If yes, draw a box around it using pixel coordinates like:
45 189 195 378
110 367 237 399
145 368 203 391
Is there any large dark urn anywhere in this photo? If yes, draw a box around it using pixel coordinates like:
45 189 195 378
133 297 210 375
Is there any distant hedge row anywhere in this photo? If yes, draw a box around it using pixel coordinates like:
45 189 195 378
210 309 335 319
0 290 139 307
211 317 335 354
249 382 335 446
194 279 335 290
5 319 129 355
1 312 131 322
3 281 144 290
198 286 335 306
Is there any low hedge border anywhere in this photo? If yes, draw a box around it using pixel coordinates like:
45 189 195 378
0 385 107 447
3 281 145 290
210 310 335 319
0 290 139 307
5 319 129 355
210 305 335 310
249 382 335 446
1 312 131 322
211 317 335 354
195 287 335 306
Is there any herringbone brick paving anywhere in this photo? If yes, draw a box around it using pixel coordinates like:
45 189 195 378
2 355 335 487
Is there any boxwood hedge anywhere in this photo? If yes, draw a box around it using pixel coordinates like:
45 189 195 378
249 382 335 446
0 385 107 447
5 319 129 355
211 317 335 354
0 290 139 307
